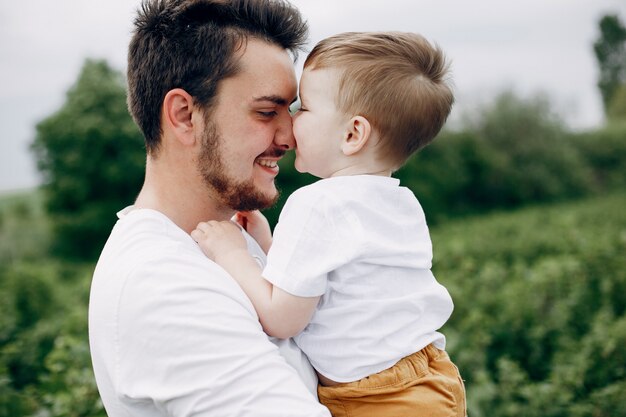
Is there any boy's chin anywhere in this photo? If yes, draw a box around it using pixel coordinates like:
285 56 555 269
294 163 306 174
294 161 323 178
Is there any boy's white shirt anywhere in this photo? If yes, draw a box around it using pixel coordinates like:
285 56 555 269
263 175 454 383
88 207 328 417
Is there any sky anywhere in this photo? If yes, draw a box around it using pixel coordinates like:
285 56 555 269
1 0 625 193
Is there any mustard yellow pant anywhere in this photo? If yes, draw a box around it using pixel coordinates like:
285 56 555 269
317 344 466 417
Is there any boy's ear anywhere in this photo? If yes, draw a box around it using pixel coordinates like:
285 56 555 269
162 88 196 147
341 116 372 156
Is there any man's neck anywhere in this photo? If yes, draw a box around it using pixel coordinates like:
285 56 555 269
134 160 234 234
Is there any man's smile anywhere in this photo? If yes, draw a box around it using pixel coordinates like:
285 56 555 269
256 159 279 168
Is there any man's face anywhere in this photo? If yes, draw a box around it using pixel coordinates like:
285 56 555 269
197 39 297 211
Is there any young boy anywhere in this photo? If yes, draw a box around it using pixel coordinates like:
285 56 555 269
192 32 466 417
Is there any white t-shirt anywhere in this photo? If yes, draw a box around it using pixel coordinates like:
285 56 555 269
263 175 454 383
88 207 329 417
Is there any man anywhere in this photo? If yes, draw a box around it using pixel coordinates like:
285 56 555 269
88 0 330 415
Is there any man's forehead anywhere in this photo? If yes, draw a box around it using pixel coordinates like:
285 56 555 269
220 39 297 103
239 69 298 105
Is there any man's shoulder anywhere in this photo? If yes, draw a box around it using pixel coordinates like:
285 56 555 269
90 211 260 347
93 208 237 294
102 208 196 258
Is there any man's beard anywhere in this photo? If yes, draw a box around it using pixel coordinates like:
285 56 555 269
197 120 281 212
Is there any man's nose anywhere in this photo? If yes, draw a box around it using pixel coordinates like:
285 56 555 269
273 110 295 150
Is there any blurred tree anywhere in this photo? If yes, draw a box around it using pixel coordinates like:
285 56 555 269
468 91 594 205
571 122 626 189
593 14 626 116
32 59 144 260
397 91 597 224
396 130 501 223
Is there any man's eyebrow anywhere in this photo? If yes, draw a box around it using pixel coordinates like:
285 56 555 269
253 95 289 106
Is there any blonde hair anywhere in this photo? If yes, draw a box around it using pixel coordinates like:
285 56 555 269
304 32 454 168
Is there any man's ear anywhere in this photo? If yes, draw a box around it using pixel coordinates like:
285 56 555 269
341 116 372 156
163 88 196 146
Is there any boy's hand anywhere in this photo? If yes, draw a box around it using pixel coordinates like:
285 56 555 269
191 221 248 263
233 211 272 254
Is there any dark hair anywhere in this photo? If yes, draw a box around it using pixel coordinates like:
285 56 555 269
127 0 308 155
305 32 454 169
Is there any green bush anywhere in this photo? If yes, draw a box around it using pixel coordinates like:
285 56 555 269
0 191 50 264
396 92 602 224
397 130 506 222
434 192 626 416
0 261 101 417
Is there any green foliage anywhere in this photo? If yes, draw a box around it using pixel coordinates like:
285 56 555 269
468 92 594 202
593 14 626 113
396 92 599 224
434 193 626 416
570 122 626 190
32 59 145 260
0 190 50 263
0 260 104 417
38 328 104 416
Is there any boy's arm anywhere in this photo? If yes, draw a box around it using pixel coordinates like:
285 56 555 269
217 247 319 338
192 221 319 339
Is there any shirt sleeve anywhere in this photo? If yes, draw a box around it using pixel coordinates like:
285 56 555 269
263 188 355 297
115 250 330 417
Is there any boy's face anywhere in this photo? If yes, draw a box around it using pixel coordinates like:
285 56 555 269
292 68 349 178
